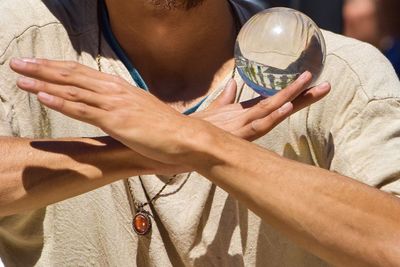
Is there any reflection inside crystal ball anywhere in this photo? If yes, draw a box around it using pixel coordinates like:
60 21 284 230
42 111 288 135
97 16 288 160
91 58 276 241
235 7 326 97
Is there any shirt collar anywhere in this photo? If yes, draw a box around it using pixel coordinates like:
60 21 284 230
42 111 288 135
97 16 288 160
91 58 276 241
228 0 269 25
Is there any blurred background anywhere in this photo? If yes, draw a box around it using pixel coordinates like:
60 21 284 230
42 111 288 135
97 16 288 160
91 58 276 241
268 0 400 77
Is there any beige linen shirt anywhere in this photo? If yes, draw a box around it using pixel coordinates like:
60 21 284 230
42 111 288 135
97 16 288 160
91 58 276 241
0 0 399 266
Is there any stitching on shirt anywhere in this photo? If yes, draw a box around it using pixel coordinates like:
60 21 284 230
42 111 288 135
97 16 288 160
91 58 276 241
326 52 400 102
0 22 97 59
305 52 399 169
339 97 400 186
326 53 370 100
364 97 400 105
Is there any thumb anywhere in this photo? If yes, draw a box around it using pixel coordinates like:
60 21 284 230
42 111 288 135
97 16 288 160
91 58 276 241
206 79 237 111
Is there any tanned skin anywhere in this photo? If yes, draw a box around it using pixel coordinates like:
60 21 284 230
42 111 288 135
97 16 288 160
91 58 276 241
9 1 398 266
1 0 327 217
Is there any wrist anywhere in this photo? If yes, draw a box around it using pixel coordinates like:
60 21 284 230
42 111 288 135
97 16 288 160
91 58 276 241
178 118 229 171
95 137 185 177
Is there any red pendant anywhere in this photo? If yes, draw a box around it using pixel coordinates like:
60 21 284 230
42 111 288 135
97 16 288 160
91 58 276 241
133 212 152 235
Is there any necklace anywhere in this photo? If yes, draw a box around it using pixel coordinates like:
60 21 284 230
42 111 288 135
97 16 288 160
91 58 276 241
96 0 237 236
124 174 192 235
95 10 195 236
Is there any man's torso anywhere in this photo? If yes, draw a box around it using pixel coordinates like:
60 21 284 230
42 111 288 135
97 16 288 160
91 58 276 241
0 0 399 266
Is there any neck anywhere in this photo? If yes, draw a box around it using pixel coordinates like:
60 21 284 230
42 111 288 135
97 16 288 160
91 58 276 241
104 0 237 109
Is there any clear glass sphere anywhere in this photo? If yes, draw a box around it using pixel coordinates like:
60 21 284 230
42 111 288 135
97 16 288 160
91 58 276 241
235 7 326 97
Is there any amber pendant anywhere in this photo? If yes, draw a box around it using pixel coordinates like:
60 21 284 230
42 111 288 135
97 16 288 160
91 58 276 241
133 210 152 235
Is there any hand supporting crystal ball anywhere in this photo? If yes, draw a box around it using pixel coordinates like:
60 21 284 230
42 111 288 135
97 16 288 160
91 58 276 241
235 7 326 97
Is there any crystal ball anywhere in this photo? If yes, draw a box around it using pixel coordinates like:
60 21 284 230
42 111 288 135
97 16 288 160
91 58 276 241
235 7 326 97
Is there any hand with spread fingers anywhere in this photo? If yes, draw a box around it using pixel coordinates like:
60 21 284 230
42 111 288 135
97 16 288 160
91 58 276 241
10 58 330 164
193 73 330 141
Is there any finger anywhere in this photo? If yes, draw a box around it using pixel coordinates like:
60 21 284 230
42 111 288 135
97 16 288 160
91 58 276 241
267 71 313 109
292 82 331 113
37 92 107 126
235 82 331 141
251 102 293 137
206 79 237 111
17 77 109 109
21 58 106 80
233 102 294 141
10 58 124 94
242 71 313 122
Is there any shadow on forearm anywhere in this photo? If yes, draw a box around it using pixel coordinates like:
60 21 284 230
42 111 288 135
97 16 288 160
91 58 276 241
22 136 117 192
22 167 89 192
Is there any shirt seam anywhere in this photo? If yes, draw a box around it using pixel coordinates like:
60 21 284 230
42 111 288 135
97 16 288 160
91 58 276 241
305 52 400 167
326 52 371 98
338 98 400 187
0 22 97 59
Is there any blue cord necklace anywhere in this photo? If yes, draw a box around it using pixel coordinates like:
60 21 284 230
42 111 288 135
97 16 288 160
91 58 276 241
96 0 237 236
97 0 219 115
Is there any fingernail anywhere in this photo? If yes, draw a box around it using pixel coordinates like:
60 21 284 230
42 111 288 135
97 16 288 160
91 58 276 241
279 102 293 114
38 92 53 103
11 58 27 68
18 77 36 87
21 58 37 63
299 71 311 81
317 82 330 92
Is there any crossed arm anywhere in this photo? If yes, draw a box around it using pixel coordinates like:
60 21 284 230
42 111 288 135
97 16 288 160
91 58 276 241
1 58 326 216
5 58 400 266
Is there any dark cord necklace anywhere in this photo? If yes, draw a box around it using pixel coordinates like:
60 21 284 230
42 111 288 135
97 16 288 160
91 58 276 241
96 2 193 235
125 174 192 235
96 0 237 236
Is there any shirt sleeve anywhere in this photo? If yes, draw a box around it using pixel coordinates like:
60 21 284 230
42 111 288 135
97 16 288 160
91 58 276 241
330 97 400 196
315 41 400 196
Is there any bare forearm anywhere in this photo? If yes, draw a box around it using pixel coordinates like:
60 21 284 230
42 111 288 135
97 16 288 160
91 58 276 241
0 136 182 216
191 129 400 266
